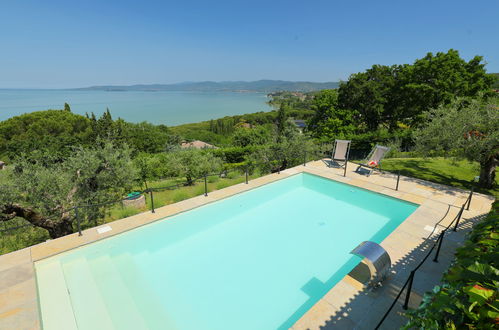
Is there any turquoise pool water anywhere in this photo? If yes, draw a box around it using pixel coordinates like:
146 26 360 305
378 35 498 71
36 173 417 330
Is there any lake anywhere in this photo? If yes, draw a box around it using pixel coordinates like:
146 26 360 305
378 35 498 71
0 89 272 125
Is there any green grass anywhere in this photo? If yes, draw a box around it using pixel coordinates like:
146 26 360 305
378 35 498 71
102 170 260 224
381 157 498 198
0 219 50 255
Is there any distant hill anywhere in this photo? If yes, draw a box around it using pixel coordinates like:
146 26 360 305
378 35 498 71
73 80 340 93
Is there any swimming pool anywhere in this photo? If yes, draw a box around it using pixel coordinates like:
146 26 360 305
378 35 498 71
35 173 417 330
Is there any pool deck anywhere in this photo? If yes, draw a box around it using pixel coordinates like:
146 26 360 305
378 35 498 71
0 160 494 330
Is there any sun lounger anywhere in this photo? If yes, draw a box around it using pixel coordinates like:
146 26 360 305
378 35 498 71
329 139 351 168
355 145 390 176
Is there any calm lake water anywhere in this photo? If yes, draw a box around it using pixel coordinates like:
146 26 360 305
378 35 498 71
0 89 272 125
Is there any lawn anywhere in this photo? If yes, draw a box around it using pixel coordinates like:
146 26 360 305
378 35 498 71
381 157 498 198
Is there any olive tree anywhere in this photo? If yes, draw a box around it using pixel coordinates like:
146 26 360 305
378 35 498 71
166 148 224 184
250 130 318 173
414 96 498 188
0 142 137 238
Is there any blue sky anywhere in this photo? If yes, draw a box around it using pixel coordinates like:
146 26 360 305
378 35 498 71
1 0 498 88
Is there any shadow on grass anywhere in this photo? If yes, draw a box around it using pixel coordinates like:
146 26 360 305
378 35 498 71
390 160 473 190
382 159 496 197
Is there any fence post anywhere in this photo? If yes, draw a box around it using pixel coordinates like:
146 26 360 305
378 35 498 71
245 166 249 184
403 270 415 310
149 190 155 213
204 174 208 197
433 231 445 262
396 171 400 191
466 185 474 210
454 204 464 231
303 150 307 166
75 207 82 236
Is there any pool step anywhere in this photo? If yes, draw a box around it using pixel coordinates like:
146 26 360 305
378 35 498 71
62 257 115 330
112 252 175 329
87 254 148 330
35 260 78 330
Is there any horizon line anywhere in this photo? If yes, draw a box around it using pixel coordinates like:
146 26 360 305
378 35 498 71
0 79 343 90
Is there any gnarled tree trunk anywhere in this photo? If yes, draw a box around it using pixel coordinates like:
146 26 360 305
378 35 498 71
0 204 74 239
479 154 498 189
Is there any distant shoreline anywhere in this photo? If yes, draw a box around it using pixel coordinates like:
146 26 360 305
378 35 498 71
0 89 274 126
0 80 340 93
70 79 340 93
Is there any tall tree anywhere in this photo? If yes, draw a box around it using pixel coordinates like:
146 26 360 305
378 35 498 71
308 89 358 140
338 50 495 131
275 102 290 142
400 49 495 126
96 108 115 138
338 65 396 130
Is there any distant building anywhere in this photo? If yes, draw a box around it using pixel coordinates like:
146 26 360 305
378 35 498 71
0 161 5 170
293 120 307 133
238 122 252 129
180 140 218 149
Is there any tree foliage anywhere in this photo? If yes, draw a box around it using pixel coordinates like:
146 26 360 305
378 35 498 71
231 126 271 147
308 89 358 140
414 96 499 188
339 64 397 130
275 102 291 142
0 109 180 160
0 142 137 238
0 110 93 160
338 49 495 131
165 148 224 184
250 122 315 173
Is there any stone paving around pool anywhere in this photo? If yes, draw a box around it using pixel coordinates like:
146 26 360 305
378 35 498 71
0 160 494 330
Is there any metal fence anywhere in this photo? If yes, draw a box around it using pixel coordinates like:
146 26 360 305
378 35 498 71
374 188 473 329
